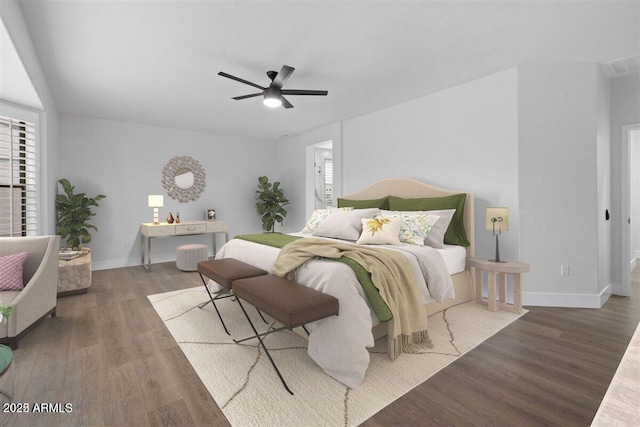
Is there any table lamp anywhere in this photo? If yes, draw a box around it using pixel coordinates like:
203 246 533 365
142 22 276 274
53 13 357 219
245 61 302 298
148 195 164 224
486 207 508 263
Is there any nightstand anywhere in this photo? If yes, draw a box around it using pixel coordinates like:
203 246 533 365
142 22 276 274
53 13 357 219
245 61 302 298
468 257 530 314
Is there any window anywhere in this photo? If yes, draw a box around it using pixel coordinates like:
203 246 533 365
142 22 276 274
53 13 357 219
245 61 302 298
0 115 37 236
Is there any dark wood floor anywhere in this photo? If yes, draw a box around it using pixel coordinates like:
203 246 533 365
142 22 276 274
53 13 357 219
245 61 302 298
3 263 639 427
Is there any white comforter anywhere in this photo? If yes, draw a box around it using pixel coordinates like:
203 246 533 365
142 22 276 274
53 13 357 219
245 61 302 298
215 235 454 388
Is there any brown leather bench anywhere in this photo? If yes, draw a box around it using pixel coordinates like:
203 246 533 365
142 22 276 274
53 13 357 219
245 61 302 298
197 258 268 335
232 274 339 395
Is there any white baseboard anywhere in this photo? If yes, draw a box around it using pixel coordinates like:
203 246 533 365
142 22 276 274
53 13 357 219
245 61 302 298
523 284 612 308
611 282 631 297
632 258 637 271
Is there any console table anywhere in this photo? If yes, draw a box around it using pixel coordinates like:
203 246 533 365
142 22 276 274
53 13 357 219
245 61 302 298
140 220 229 271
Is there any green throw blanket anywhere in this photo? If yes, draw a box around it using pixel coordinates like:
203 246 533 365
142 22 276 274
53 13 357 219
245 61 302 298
236 234 391 321
235 234 431 359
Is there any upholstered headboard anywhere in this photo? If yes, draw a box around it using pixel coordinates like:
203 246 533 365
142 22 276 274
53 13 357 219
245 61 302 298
341 178 474 257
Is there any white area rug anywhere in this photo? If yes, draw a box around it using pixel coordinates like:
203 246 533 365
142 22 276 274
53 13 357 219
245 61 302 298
148 287 526 427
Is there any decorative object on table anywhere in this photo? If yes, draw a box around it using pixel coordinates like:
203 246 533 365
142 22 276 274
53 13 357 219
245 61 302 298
218 65 328 109
255 176 289 233
58 249 82 260
486 207 509 263
206 209 216 221
0 302 13 324
166 211 174 224
176 212 181 223
148 194 164 225
56 178 107 250
161 155 206 202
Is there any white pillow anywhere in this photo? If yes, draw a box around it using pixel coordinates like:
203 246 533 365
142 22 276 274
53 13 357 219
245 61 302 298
313 208 379 241
356 217 403 246
376 212 439 246
380 209 455 249
301 207 353 234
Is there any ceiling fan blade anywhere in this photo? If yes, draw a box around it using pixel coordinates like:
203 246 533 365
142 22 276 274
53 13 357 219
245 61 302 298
281 96 294 109
232 93 263 100
218 72 265 90
281 89 328 96
272 65 295 88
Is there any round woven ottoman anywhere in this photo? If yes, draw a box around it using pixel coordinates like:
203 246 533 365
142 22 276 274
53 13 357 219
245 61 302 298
176 244 209 271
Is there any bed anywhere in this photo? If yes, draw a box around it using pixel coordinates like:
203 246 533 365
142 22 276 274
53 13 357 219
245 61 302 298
215 178 475 388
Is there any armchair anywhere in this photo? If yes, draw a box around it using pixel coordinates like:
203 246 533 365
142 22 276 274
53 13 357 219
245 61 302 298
0 235 60 349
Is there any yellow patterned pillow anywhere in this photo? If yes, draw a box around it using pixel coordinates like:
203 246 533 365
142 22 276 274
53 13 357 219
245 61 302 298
356 217 402 246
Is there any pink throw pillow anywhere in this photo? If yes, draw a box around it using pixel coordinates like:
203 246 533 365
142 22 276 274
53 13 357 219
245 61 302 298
0 252 28 291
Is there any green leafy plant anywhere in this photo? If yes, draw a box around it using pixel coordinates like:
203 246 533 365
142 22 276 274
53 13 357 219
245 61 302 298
0 302 13 323
255 176 289 233
55 178 106 249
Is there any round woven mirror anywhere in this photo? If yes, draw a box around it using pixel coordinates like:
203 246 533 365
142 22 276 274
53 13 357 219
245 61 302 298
161 156 206 202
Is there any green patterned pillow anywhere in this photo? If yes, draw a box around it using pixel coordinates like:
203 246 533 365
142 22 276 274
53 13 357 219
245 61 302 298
388 194 469 246
338 197 390 210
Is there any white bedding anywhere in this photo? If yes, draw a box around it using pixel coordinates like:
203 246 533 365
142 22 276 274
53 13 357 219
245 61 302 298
438 244 467 275
215 235 455 388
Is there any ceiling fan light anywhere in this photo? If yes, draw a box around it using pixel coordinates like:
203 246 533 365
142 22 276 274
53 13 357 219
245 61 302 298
263 87 282 108
263 96 282 108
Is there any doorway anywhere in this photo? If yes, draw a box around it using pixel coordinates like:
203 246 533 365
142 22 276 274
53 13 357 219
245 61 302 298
621 125 640 296
305 140 333 217
313 142 333 209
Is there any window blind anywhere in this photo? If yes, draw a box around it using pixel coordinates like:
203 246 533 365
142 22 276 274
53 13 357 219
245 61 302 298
0 115 37 237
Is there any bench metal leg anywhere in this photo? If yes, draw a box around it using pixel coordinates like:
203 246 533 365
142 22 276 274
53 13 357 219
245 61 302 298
198 273 231 335
235 298 294 395
256 308 269 324
234 319 280 344
198 276 268 325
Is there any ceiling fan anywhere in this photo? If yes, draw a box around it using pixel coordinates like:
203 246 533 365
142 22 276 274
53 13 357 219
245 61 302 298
218 65 328 109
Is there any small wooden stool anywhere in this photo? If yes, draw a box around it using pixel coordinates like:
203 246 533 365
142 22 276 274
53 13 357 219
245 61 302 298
232 274 339 395
196 258 268 334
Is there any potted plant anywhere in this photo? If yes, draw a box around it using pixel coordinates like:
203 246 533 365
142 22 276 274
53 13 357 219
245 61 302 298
55 178 106 250
255 176 289 233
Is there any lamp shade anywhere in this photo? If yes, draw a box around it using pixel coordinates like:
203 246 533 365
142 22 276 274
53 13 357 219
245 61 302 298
148 195 164 208
263 87 282 108
485 207 509 231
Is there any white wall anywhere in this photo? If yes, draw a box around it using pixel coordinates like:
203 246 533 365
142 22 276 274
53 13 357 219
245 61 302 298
610 73 640 287
276 122 343 233
282 65 621 307
631 130 640 261
518 63 606 307
341 68 520 261
596 67 612 295
0 0 59 235
280 69 520 261
59 114 278 270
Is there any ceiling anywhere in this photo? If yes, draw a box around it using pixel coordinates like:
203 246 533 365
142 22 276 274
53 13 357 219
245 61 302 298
13 1 640 141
